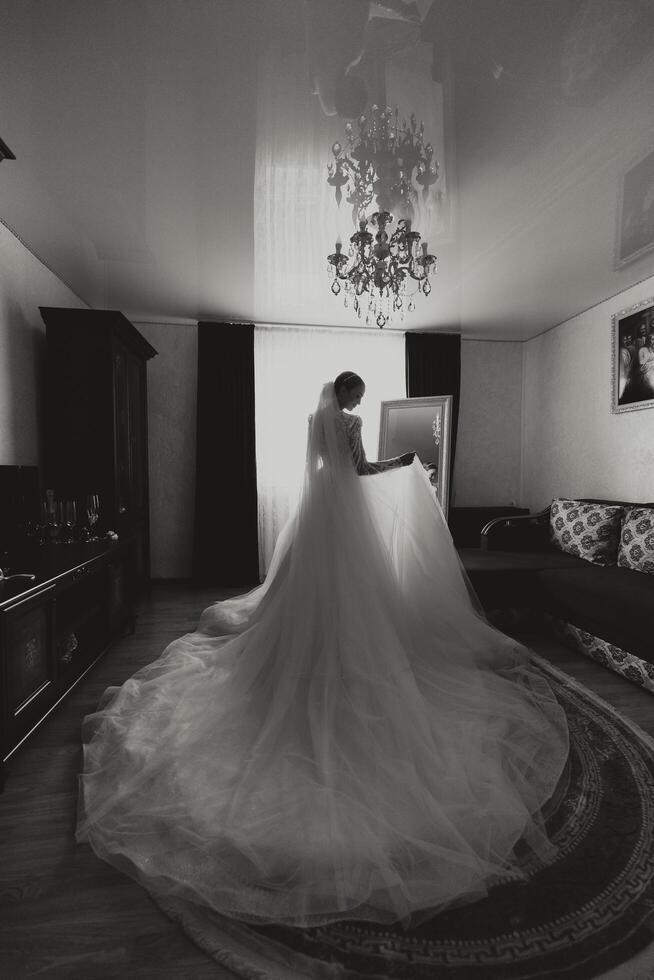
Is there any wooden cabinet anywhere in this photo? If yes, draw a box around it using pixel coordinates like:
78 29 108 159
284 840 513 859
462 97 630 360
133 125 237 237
0 541 135 786
39 307 157 595
0 309 158 788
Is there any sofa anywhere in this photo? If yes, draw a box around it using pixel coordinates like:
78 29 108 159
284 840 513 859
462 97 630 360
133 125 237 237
459 497 654 693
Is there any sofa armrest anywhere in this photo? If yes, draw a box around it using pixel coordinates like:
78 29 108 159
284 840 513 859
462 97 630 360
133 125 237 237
481 507 552 552
448 506 529 547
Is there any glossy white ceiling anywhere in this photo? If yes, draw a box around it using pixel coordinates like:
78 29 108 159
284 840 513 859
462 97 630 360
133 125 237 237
1 0 654 338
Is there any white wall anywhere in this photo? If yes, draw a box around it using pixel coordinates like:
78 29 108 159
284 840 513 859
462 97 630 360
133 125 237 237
134 320 197 580
0 221 86 465
452 339 524 506
522 274 654 511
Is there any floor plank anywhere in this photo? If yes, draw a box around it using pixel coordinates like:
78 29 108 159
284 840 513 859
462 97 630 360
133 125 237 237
1 582 652 977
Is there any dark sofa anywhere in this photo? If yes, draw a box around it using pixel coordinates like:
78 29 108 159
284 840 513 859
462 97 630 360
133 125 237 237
459 498 654 692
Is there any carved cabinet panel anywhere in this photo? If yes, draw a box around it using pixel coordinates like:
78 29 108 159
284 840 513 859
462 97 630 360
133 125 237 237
2 586 56 752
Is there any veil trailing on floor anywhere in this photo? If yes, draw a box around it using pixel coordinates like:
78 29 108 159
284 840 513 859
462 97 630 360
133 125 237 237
77 382 569 928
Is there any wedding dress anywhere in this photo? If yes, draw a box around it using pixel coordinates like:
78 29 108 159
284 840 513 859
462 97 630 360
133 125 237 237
77 382 569 928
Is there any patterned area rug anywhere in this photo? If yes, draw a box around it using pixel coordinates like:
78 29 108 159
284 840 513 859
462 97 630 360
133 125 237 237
154 657 654 980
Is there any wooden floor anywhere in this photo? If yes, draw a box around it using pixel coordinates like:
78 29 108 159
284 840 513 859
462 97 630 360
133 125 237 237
1 582 652 979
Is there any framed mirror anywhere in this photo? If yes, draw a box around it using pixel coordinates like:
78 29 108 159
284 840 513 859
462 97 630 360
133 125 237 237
378 395 453 518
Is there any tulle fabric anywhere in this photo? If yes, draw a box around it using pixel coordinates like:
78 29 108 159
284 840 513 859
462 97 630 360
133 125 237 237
77 383 569 928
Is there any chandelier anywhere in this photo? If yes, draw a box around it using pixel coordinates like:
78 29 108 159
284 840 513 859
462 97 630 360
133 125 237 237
326 104 439 328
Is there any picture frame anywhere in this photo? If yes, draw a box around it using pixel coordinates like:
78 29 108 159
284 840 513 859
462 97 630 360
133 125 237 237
378 395 453 517
611 296 654 413
615 146 654 269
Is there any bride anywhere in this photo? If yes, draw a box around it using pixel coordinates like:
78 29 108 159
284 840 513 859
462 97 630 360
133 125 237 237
77 371 569 929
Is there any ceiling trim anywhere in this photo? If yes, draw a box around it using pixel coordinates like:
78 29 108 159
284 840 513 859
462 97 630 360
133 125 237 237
526 268 654 343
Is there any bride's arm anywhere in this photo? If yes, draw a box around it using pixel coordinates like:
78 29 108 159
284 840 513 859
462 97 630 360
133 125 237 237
347 416 412 475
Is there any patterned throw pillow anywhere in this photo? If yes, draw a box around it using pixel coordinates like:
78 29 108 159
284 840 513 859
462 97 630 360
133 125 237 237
617 507 654 574
549 498 624 566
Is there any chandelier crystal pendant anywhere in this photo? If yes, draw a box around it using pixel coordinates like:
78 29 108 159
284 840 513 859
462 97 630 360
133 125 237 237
326 104 439 327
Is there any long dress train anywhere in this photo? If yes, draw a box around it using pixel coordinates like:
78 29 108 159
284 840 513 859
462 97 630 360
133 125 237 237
76 382 569 928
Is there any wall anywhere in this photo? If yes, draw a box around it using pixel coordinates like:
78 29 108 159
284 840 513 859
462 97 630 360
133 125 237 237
134 320 197 580
452 339 523 506
0 221 86 465
522 274 654 511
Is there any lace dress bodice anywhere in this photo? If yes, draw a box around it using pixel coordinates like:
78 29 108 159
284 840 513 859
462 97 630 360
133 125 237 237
336 412 403 475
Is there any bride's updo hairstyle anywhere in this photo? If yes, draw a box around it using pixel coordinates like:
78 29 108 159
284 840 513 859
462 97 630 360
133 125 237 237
334 371 364 394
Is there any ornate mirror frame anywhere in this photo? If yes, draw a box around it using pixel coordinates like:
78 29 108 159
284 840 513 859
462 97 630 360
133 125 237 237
378 395 453 518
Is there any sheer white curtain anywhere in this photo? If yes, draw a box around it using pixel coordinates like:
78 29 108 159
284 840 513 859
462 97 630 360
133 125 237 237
254 325 405 575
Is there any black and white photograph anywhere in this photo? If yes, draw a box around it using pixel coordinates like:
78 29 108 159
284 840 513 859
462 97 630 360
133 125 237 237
1 2 654 979
613 296 654 411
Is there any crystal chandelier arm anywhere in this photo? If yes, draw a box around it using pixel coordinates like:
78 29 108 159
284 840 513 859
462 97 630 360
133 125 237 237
407 261 428 282
407 242 436 282
327 242 350 281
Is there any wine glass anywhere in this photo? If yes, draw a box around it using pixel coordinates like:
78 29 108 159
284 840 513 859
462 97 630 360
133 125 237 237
60 500 77 543
40 500 52 544
53 500 66 543
86 494 100 540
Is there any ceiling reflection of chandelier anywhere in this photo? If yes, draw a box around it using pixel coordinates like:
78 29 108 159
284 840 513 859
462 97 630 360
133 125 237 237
326 103 439 328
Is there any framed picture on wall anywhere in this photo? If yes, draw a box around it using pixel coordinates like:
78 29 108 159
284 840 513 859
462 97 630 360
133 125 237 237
615 146 654 268
378 395 453 517
611 296 654 413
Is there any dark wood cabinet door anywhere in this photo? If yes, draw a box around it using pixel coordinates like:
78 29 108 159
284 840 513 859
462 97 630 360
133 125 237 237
127 352 147 519
55 565 110 682
113 343 131 523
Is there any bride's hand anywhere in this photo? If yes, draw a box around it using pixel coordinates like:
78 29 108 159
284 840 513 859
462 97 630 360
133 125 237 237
399 451 416 466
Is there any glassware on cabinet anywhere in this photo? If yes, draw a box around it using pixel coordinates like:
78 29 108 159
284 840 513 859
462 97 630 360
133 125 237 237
42 491 60 543
53 499 77 544
85 494 100 541
63 500 77 543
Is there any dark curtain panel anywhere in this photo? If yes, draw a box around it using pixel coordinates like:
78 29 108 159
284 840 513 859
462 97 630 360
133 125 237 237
192 322 259 587
405 332 461 509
